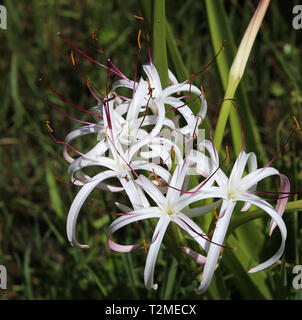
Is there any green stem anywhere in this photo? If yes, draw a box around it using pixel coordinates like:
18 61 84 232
153 0 169 88
227 200 302 237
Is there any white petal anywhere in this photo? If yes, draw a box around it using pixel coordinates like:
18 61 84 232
166 163 188 203
174 213 209 251
63 124 102 163
240 167 279 191
144 215 170 290
269 173 290 235
126 78 148 123
183 199 222 218
112 79 136 91
108 207 162 253
67 170 117 248
197 200 236 294
176 186 224 212
136 175 166 207
143 64 162 94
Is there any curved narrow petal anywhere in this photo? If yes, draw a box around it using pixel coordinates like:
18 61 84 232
164 97 196 129
143 64 162 94
145 99 166 138
166 163 188 203
197 200 236 294
174 212 209 252
137 115 175 130
240 152 258 211
127 136 183 167
236 194 287 273
67 170 117 248
168 69 179 85
68 156 116 183
240 167 280 191
132 161 171 184
63 124 103 163
135 175 166 207
179 247 207 265
112 79 136 91
162 83 207 118
107 207 162 253
119 178 146 210
144 215 171 290
176 186 225 212
183 199 222 218
269 174 290 235
114 202 132 213
126 78 148 123
229 151 252 185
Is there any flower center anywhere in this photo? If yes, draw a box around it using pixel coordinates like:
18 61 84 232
227 187 239 201
165 203 177 216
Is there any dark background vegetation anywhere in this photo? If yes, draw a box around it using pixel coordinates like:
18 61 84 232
0 0 301 299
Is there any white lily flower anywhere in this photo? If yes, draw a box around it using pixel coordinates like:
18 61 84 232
188 148 289 294
66 87 187 249
107 161 220 290
113 64 207 135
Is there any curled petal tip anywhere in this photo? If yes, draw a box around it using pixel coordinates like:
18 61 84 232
248 267 257 274
70 242 89 249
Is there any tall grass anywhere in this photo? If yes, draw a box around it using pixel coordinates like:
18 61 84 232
0 0 301 300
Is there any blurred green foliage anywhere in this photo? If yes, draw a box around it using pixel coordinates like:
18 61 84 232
0 0 301 300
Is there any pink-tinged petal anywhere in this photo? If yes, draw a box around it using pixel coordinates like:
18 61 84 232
269 173 290 235
179 247 207 265
107 207 162 253
67 170 117 249
174 212 209 251
197 200 236 294
144 216 171 290
107 239 142 253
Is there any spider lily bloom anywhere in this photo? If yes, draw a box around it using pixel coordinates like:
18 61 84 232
188 149 289 294
64 77 177 185
112 64 207 135
66 96 185 249
107 161 221 291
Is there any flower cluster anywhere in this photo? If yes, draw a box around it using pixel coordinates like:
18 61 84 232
53 50 291 294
